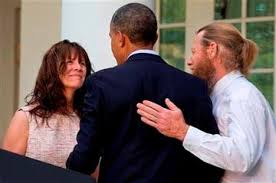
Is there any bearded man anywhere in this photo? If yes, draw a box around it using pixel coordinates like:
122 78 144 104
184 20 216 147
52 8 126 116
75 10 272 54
137 22 276 183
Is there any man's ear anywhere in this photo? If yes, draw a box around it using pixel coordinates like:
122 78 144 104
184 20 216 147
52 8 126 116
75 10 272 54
117 31 126 47
207 42 218 59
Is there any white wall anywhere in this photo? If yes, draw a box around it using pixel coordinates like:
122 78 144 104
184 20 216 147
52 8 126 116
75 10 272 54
61 0 155 71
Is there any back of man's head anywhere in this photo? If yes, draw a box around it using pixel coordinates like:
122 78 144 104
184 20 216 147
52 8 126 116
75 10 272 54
197 22 258 76
111 3 158 46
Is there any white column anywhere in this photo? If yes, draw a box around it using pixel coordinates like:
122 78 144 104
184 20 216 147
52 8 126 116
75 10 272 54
61 0 155 71
19 0 62 107
185 0 214 71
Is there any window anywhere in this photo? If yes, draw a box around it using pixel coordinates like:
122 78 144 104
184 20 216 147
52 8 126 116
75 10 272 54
215 0 275 108
157 0 186 70
215 0 241 19
158 0 275 109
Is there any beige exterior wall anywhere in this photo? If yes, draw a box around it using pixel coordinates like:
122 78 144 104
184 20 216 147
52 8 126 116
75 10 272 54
0 0 20 142
19 0 62 107
0 0 62 143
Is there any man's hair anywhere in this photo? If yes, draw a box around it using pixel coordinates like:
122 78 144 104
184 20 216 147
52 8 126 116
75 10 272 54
111 3 158 45
197 22 258 76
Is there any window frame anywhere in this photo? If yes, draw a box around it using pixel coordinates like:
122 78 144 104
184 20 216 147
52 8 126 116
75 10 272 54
155 0 186 71
157 0 276 110
214 0 275 109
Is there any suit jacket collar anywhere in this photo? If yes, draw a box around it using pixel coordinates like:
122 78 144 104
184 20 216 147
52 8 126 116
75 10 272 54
126 53 166 64
127 49 158 58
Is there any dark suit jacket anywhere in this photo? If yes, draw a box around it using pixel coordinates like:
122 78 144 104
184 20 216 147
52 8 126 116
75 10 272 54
67 53 224 183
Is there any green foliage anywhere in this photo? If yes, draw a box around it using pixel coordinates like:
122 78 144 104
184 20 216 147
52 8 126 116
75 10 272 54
160 0 186 23
247 0 275 17
247 21 274 68
249 73 274 108
160 28 185 70
215 0 241 19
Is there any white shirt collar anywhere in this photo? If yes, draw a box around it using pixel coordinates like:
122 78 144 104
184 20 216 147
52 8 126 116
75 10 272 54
127 49 159 59
211 70 243 98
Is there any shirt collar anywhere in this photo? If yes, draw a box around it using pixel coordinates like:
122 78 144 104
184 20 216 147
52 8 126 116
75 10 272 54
127 49 159 59
211 70 243 98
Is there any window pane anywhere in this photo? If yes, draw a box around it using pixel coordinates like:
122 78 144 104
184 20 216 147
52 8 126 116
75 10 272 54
160 0 186 23
248 73 274 108
233 23 241 32
247 21 274 68
247 0 275 17
160 28 185 70
215 0 241 20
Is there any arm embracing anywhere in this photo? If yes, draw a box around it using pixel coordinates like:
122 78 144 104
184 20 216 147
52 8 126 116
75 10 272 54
184 99 266 172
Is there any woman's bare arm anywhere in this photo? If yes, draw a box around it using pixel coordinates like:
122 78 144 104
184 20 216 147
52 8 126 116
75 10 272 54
2 110 29 155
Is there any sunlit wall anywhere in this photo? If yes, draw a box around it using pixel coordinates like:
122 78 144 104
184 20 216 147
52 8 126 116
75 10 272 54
61 0 155 71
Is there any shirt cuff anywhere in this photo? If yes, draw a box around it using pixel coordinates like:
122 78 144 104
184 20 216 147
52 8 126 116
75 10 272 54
182 126 205 150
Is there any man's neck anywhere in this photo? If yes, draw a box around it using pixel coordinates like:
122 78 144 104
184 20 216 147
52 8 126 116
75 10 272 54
128 44 154 54
212 58 229 84
208 63 228 93
210 68 234 94
123 44 154 61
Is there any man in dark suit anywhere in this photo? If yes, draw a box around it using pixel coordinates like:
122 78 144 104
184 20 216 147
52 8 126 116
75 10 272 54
66 3 224 183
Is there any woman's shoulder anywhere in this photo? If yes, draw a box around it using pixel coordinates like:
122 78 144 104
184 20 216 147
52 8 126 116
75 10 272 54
18 104 38 112
2 108 29 155
17 104 41 124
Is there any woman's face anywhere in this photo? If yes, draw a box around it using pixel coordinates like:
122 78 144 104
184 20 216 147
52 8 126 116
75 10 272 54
59 52 87 94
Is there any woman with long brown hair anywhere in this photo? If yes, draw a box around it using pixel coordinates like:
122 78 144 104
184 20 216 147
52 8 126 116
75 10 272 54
2 40 92 169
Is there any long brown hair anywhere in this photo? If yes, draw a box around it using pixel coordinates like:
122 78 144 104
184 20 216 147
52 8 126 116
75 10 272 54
25 40 93 122
197 22 258 76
